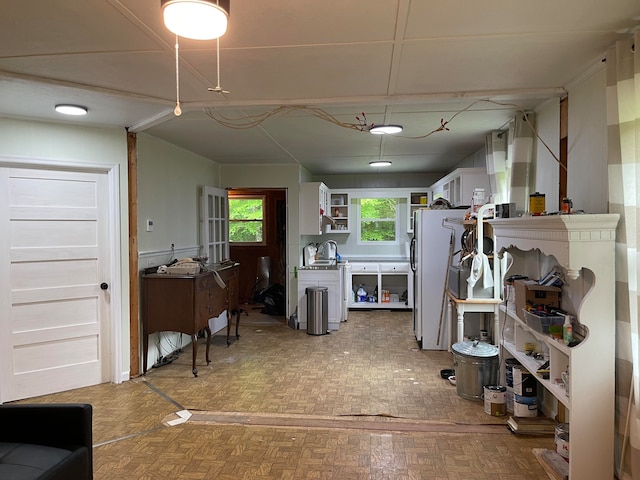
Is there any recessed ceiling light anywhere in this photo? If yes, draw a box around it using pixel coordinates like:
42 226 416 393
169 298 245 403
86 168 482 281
369 124 403 135
55 104 88 116
369 161 392 167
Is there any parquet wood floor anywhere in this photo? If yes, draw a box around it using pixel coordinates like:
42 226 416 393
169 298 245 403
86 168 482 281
14 308 554 479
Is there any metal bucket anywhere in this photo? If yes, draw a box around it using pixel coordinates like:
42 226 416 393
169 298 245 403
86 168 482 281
452 341 499 401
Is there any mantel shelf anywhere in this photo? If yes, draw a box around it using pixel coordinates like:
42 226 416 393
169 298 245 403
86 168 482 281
490 214 619 279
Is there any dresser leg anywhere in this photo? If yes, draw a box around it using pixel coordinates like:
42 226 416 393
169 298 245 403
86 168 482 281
205 326 212 365
191 333 198 377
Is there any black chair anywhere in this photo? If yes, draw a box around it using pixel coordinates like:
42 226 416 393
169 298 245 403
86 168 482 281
0 403 93 480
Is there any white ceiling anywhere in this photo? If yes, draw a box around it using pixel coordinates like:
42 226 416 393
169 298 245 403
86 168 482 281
1 0 639 175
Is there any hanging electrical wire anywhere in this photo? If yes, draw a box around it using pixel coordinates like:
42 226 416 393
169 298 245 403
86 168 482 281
203 105 366 131
202 98 564 169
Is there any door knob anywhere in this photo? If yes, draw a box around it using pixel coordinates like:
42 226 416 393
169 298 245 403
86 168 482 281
100 282 109 290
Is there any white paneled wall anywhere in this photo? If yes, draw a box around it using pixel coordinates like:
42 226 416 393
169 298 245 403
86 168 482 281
567 66 609 214
534 99 561 210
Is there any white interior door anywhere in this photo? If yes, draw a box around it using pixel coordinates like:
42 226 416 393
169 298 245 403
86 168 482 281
0 167 111 402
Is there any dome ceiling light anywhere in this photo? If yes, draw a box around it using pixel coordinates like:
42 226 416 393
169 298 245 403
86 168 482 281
369 124 403 135
161 0 230 40
369 161 392 167
54 104 88 116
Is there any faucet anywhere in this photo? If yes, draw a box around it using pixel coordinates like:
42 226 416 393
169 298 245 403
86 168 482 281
318 240 338 261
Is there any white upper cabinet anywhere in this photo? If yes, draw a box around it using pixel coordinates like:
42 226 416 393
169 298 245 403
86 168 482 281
430 167 490 207
299 182 329 235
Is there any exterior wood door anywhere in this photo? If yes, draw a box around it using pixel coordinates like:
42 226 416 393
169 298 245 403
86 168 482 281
0 167 111 402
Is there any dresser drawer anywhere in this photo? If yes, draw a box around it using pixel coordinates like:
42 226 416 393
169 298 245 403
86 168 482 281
195 273 214 292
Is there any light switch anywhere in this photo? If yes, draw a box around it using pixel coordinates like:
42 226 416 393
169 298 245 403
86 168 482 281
146 219 154 232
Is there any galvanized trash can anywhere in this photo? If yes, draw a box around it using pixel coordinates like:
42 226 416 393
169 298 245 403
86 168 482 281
451 340 499 401
306 286 328 335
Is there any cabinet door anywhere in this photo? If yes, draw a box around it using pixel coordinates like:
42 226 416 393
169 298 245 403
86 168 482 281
299 182 327 235
298 270 341 328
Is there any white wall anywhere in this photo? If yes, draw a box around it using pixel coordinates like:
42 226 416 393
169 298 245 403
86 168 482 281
316 172 441 190
137 133 220 256
0 117 131 378
534 99 561 210
566 65 609 214
136 133 221 368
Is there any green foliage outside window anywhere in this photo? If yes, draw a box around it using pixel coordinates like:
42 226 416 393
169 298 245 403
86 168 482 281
229 197 264 243
360 198 397 242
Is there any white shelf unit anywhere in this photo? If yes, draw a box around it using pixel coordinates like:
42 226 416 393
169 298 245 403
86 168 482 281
491 214 619 480
500 305 570 408
349 262 413 309
407 191 430 233
327 192 350 233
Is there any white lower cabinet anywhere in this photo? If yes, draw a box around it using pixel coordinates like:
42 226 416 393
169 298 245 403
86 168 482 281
491 214 619 480
350 262 413 309
297 269 342 331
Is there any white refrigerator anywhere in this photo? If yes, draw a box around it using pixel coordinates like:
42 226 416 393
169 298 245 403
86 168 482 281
410 209 465 350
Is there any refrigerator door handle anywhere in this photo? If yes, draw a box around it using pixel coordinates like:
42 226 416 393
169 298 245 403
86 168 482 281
410 236 417 272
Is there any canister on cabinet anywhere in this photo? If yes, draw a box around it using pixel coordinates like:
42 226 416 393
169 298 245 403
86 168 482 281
529 192 545 215
561 197 573 214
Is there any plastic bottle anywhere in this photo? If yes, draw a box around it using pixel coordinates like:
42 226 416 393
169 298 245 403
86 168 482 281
563 315 573 345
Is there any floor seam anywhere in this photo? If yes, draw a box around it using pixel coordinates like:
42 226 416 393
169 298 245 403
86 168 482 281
182 409 510 435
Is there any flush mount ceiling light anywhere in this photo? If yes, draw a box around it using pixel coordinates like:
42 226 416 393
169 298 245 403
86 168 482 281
161 0 230 40
369 124 403 135
369 161 392 167
54 104 88 116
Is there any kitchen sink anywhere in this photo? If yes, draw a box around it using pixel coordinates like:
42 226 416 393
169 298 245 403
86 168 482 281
299 259 338 270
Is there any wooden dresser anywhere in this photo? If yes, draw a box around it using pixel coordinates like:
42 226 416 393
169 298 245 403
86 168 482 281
142 263 241 377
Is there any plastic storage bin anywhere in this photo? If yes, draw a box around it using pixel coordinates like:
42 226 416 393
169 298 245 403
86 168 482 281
522 309 564 334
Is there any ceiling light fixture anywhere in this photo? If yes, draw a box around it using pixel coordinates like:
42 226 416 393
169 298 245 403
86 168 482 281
369 124 403 135
369 161 392 167
161 0 230 40
54 104 88 116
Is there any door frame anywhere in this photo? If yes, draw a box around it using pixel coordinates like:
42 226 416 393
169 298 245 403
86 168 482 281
0 154 124 393
228 188 288 310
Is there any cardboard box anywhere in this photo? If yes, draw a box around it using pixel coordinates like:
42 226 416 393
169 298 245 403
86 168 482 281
514 279 561 314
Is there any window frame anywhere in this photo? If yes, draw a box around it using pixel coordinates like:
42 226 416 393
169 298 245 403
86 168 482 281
356 197 400 246
228 194 267 246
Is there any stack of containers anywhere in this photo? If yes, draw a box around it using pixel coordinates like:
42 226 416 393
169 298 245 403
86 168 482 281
512 365 538 416
555 423 570 461
504 358 521 413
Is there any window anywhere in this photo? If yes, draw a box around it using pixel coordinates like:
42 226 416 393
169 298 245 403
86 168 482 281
358 197 398 244
229 196 265 245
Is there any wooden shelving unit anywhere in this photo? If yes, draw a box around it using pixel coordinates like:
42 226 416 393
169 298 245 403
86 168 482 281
491 214 619 480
